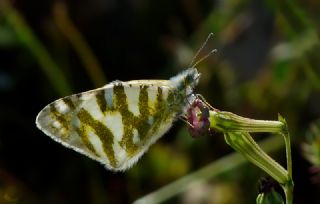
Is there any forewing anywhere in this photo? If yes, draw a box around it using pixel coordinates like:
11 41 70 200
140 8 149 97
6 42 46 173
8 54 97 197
36 80 178 171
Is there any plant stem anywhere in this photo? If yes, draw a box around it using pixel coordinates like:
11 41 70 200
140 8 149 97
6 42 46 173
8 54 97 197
133 136 285 204
282 125 294 204
284 184 293 204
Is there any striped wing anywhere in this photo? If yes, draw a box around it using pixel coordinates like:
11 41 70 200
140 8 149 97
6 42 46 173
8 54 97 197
36 80 179 171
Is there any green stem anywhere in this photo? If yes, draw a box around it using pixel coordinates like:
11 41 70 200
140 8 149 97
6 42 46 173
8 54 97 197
283 132 292 182
284 184 293 204
278 116 294 204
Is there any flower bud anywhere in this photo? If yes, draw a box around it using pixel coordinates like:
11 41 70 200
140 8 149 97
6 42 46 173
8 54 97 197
209 110 285 134
186 99 211 138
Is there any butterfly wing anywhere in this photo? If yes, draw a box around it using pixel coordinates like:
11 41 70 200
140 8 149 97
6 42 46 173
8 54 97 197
36 80 178 171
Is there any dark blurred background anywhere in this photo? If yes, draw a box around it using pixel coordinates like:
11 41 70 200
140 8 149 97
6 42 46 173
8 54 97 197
1 0 320 203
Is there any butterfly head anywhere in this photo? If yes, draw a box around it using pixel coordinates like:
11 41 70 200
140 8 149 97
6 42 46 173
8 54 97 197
169 68 200 92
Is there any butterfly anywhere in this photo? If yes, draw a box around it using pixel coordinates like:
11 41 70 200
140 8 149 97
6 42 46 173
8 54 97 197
36 68 200 171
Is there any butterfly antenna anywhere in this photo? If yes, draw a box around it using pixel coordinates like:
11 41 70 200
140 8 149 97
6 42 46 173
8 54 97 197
192 48 217 68
196 94 218 111
189 33 215 67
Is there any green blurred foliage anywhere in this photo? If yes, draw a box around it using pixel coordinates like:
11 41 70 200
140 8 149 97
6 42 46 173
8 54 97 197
0 0 320 203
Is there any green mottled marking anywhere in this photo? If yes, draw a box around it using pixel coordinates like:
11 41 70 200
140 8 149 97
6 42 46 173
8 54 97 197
167 87 186 114
115 84 175 156
74 82 185 161
114 84 138 155
148 87 171 135
146 87 164 135
139 86 149 115
166 90 177 111
77 108 117 167
156 87 163 105
96 89 107 113
76 127 99 157
135 85 150 140
50 104 69 132
62 98 75 110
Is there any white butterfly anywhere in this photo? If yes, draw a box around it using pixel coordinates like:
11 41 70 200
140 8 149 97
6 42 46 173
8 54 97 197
36 68 200 171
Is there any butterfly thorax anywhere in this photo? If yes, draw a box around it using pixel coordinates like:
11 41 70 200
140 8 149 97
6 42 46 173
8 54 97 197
167 68 200 115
